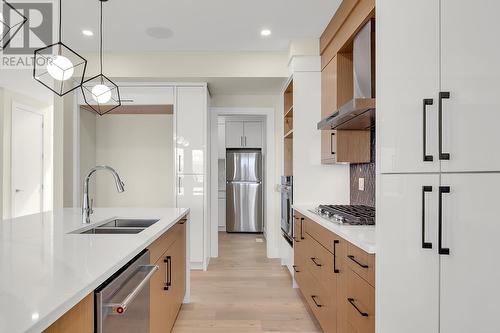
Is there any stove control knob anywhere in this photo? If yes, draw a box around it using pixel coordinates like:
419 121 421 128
333 214 345 223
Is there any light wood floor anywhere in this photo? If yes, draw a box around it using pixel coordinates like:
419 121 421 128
172 232 322 333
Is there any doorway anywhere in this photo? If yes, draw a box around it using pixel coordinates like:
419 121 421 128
11 104 44 218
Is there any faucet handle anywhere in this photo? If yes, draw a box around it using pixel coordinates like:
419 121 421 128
90 198 94 214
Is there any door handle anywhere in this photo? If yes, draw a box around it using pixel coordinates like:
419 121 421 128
347 255 369 268
438 92 450 160
347 298 369 317
438 186 451 255
423 98 434 162
311 295 323 308
178 177 182 194
178 155 181 172
330 132 336 155
333 240 340 273
292 265 300 273
300 217 305 240
244 136 247 146
310 257 322 267
105 265 159 314
163 256 172 290
15 189 22 193
422 186 433 249
241 136 243 147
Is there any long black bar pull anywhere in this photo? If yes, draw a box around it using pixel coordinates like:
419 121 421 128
438 186 451 255
439 92 451 160
333 240 340 273
422 186 433 249
423 99 434 162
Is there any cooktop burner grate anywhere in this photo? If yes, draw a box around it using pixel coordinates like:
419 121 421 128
317 205 375 225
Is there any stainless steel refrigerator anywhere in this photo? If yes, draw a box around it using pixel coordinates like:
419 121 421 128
226 149 263 233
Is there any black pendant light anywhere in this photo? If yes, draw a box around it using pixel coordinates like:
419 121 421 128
33 0 88 97
0 0 27 49
81 0 121 116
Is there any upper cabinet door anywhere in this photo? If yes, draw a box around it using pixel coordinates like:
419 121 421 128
377 173 440 333
217 123 226 159
377 0 440 173
243 122 263 148
439 173 500 332
176 87 206 174
225 121 244 148
118 86 174 105
440 0 500 172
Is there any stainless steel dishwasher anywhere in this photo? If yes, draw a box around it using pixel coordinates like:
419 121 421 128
95 250 158 333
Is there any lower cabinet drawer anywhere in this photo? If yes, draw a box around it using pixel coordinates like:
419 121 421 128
344 268 375 333
296 268 337 333
346 243 375 287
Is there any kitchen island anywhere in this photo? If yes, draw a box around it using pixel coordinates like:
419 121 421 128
0 207 189 333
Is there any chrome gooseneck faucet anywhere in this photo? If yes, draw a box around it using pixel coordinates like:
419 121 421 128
82 165 125 224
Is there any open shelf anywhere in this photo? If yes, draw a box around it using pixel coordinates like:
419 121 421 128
283 79 294 176
284 129 294 139
284 105 293 118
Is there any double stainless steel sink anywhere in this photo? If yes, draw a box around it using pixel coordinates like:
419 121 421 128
75 218 160 235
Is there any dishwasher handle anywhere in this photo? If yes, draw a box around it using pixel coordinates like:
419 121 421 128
105 264 159 315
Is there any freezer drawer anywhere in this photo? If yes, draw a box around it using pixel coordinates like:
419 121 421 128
226 182 263 232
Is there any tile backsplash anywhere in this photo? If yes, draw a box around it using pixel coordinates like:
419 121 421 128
350 128 375 207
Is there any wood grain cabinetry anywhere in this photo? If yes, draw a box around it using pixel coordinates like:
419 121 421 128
149 219 187 333
42 294 93 333
294 212 375 333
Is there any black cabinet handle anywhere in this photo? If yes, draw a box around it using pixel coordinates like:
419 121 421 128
438 92 450 160
292 265 300 273
311 295 323 308
333 240 340 273
310 257 322 267
439 186 451 255
348 298 369 317
347 255 369 268
300 218 305 240
423 99 434 162
422 186 433 249
293 236 300 243
163 256 172 290
331 132 336 155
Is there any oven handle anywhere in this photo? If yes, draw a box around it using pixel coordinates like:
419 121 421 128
105 264 159 315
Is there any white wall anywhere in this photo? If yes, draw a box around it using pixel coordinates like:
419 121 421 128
0 88 53 219
79 108 97 204
89 114 175 207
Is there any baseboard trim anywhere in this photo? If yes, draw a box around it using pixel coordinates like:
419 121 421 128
218 226 226 232
190 261 204 270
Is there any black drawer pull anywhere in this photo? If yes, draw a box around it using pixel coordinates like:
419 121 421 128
331 132 336 155
438 92 450 160
300 217 305 240
347 255 369 268
179 220 186 225
422 186 433 249
348 298 368 317
292 265 300 273
439 186 451 255
310 257 322 267
333 240 340 274
311 295 323 308
293 236 300 243
423 98 434 162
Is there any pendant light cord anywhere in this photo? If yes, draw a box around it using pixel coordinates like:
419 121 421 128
100 0 103 75
58 0 62 42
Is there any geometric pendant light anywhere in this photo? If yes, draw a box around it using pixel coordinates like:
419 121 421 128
33 0 88 97
81 0 121 115
0 0 28 49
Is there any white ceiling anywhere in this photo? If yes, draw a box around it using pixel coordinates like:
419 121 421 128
62 0 341 52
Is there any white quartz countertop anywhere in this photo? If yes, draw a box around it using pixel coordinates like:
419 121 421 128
0 207 189 333
293 205 376 254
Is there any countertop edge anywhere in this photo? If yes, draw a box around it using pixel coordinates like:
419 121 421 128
26 208 189 333
292 205 376 254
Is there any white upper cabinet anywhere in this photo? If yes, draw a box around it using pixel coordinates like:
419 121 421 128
378 173 440 333
117 86 174 105
243 122 263 148
217 122 226 159
439 0 500 172
439 173 500 332
176 86 207 174
377 0 440 173
225 121 244 148
225 121 263 149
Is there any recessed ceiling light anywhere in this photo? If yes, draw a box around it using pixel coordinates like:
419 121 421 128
261 29 271 37
82 30 94 37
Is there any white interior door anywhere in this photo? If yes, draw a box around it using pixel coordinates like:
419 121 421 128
243 121 263 148
377 173 440 333
225 121 244 148
440 173 500 333
440 0 500 172
377 0 440 173
11 104 44 218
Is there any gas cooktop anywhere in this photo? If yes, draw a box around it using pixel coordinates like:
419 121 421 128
310 205 375 225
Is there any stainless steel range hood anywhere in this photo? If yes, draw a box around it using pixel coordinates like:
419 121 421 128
318 20 375 130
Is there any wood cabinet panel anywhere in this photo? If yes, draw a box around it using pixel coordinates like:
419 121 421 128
43 294 93 333
346 243 375 287
149 223 181 264
343 269 375 333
